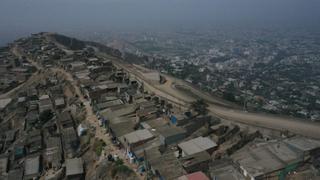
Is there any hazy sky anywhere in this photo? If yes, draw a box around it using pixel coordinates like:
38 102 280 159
1 0 320 45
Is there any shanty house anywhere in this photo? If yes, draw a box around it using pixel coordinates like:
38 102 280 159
120 129 154 152
66 158 84 180
178 137 217 157
158 126 186 146
24 155 41 180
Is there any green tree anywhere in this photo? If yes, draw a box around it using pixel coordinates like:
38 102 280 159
94 139 106 156
111 159 133 178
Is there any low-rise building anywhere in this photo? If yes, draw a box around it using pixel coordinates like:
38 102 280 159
0 98 13 119
178 137 217 157
178 171 210 180
120 129 154 152
58 111 74 129
158 126 186 145
94 99 123 111
0 155 8 177
66 158 84 180
24 155 41 180
38 95 53 113
54 97 65 109
170 113 190 126
108 119 137 139
209 159 245 180
283 136 320 160
44 137 63 170
68 61 87 72
179 151 211 173
25 110 39 130
146 147 185 179
26 130 43 154
124 89 142 103
8 168 23 180
231 138 315 180
61 127 79 158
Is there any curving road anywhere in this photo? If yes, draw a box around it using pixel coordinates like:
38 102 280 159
107 58 320 140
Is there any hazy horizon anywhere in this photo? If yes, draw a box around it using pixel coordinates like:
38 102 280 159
1 0 320 45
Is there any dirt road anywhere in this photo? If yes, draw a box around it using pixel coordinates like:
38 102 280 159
107 57 320 140
0 46 42 99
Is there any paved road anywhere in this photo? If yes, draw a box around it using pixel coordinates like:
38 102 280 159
107 57 320 140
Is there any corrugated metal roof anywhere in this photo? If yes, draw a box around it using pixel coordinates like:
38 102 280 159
178 137 217 156
0 98 12 110
66 158 83 176
24 156 40 176
178 171 210 180
284 136 320 152
0 157 8 174
123 129 154 144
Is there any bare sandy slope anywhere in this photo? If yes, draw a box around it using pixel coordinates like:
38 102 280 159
209 105 320 139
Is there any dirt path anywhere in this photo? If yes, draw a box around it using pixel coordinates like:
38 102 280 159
50 68 143 179
208 105 320 139
0 72 41 99
12 43 143 179
0 46 42 99
109 59 187 107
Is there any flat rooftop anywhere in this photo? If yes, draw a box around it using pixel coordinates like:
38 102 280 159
66 158 84 176
24 155 40 176
122 129 154 144
178 137 217 156
0 98 12 110
158 125 187 138
231 140 303 178
284 136 320 152
178 171 210 180
209 160 245 180
146 147 185 179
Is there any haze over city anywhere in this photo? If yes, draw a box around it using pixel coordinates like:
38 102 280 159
1 0 320 180
1 0 320 45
